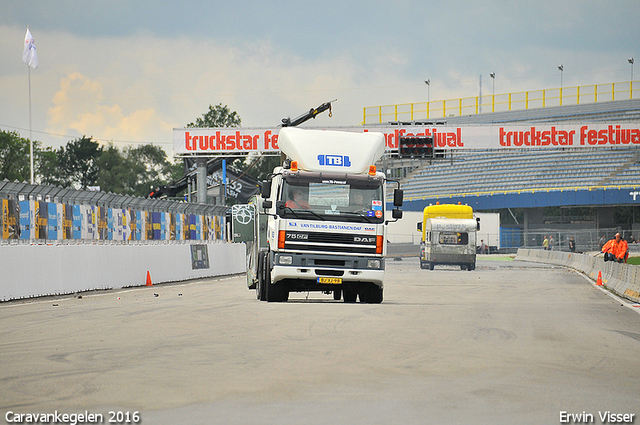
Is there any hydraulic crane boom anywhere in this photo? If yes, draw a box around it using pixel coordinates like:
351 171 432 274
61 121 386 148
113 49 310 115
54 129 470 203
281 100 335 127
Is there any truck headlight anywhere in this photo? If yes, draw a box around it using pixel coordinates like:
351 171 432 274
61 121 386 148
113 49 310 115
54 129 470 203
367 259 381 269
279 255 293 265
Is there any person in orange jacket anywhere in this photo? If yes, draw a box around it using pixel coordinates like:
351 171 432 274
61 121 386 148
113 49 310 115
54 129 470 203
602 233 629 263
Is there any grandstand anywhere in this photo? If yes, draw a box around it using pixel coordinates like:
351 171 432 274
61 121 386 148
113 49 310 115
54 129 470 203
386 99 640 204
378 98 640 251
402 146 640 201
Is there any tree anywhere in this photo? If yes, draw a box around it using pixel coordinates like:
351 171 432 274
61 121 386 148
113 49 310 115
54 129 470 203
95 144 130 194
123 144 178 197
0 130 33 182
37 147 60 185
187 103 241 128
40 136 102 189
95 143 180 198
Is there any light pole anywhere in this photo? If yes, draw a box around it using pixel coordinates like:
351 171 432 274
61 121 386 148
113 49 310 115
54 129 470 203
424 79 431 119
558 65 564 106
629 57 635 82
489 73 496 112
558 65 564 88
424 79 430 103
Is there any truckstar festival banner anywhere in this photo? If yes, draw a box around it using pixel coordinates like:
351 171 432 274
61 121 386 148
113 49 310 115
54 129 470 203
174 123 640 155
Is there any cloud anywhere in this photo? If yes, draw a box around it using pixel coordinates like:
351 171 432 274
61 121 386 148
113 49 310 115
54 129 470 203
47 72 174 149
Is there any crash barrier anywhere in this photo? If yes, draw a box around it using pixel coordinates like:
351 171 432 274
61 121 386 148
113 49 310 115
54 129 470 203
515 249 640 303
0 181 228 242
0 241 246 302
0 181 248 302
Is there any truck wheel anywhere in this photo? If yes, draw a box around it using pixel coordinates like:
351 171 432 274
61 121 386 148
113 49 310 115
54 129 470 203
333 289 341 301
343 288 357 303
256 251 267 301
460 265 466 270
468 263 475 271
361 284 383 304
420 261 427 269
429 263 434 271
264 253 287 302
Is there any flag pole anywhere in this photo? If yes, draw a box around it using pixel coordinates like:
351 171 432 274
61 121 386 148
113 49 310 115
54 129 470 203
29 64 34 185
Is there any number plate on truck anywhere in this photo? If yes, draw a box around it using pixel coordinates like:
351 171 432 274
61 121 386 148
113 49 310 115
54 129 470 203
317 277 342 284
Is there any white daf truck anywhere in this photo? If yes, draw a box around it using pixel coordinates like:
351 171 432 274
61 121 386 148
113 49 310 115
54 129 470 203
251 127 403 303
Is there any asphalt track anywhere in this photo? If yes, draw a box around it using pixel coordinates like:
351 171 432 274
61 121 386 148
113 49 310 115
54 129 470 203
1 257 639 425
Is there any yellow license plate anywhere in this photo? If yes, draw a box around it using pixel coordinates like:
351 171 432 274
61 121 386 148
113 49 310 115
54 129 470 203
317 277 342 284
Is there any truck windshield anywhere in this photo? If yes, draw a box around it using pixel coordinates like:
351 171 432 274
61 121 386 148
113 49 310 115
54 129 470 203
281 173 384 223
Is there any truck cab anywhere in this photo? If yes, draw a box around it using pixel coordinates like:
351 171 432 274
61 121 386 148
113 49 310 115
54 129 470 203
253 127 402 303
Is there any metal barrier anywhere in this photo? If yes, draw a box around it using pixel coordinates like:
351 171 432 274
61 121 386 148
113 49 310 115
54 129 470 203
363 80 639 124
0 180 228 243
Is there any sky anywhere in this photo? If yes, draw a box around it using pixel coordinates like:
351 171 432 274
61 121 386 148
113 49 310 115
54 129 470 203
1 0 638 156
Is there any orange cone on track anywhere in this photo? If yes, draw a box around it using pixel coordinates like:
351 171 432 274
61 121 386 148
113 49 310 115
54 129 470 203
146 271 153 286
596 271 603 286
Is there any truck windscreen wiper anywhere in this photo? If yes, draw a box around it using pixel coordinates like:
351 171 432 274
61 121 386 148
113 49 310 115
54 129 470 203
284 206 325 221
339 211 375 223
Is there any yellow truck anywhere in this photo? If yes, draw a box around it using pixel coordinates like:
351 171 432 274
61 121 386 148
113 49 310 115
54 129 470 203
417 203 479 271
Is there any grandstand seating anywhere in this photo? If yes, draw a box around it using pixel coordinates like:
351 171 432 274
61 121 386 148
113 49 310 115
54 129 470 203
399 146 640 201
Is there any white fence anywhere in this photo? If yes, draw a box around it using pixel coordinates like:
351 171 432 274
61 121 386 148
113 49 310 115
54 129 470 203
0 242 246 302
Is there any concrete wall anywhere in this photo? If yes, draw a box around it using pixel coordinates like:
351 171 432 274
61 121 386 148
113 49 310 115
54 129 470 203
0 242 246 302
515 248 640 303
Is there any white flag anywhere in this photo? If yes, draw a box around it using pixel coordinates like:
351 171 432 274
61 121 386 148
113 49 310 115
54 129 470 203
22 28 39 69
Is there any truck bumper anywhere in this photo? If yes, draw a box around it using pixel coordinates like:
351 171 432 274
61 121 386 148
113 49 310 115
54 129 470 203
271 252 385 289
425 253 476 266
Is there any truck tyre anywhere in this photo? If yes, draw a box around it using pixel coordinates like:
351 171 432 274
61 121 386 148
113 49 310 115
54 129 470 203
333 289 341 301
420 261 427 269
256 251 267 301
264 253 288 302
360 283 383 304
343 288 357 303
468 263 475 271
429 263 434 271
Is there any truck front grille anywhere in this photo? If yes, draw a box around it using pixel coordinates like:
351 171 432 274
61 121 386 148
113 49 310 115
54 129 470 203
284 231 378 255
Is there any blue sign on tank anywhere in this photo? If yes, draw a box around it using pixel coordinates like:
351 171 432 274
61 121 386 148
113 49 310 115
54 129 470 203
317 154 351 167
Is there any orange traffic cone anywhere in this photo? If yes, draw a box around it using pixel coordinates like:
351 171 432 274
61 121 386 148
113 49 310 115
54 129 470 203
146 271 153 286
596 271 603 286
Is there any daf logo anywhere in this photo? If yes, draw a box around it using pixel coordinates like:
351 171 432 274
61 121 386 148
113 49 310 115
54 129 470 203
354 236 375 243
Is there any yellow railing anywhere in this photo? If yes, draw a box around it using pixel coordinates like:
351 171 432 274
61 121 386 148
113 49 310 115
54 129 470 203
363 81 639 125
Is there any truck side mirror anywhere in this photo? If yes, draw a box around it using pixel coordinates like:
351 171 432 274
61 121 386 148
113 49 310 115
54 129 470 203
417 222 422 231
476 217 480 231
392 209 403 219
393 189 403 207
261 180 271 199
